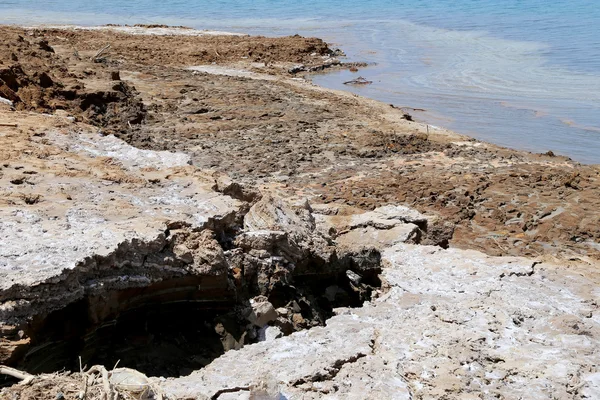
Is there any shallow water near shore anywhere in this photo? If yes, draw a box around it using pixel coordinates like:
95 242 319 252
1 0 599 163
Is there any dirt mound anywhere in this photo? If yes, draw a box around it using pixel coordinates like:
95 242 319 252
0 32 77 111
0 29 146 135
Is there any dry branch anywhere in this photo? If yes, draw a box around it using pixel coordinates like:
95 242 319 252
343 76 372 85
92 44 111 61
0 365 33 381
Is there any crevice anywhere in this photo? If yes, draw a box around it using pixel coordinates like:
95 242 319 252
210 386 251 400
499 261 539 280
291 352 368 387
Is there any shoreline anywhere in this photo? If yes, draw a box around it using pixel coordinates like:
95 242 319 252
9 24 600 165
1 24 599 398
20 23 246 37
0 24 597 260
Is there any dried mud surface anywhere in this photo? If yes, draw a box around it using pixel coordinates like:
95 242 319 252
1 25 599 265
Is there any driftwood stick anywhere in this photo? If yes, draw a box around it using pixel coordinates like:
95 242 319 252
0 365 33 381
343 76 372 85
390 105 427 112
92 44 111 61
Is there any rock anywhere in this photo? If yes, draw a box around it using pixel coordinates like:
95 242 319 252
38 72 54 88
241 195 340 272
274 317 294 335
314 204 428 251
244 195 315 237
37 39 55 53
346 270 362 285
111 70 121 81
0 95 13 108
330 48 346 57
172 229 228 275
316 204 429 234
291 313 306 329
288 300 301 313
235 230 288 252
215 323 246 352
0 127 240 331
0 83 20 103
214 175 260 203
258 326 283 342
110 368 150 394
288 64 306 74
248 297 278 327
275 307 288 317
336 224 420 250
161 243 600 399
343 76 372 85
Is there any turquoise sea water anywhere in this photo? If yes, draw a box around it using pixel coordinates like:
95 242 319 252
1 1 599 163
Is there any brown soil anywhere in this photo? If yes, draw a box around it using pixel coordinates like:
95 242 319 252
43 27 332 66
1 25 599 262
0 28 145 135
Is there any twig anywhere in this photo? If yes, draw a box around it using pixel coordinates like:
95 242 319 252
491 237 509 253
0 123 18 127
151 383 164 400
92 44 111 61
390 104 427 112
111 360 120 372
87 366 112 400
80 357 88 400
402 106 427 112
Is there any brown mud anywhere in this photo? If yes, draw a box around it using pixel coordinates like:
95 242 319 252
1 25 599 264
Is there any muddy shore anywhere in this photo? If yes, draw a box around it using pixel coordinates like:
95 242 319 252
0 25 599 399
2 25 598 261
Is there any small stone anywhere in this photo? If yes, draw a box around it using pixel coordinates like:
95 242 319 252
346 270 362 285
248 297 278 327
37 39 55 53
288 300 301 313
288 64 306 74
292 313 305 327
38 72 54 88
276 307 288 316
258 326 283 342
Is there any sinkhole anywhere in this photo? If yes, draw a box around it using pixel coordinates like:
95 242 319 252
1 259 382 386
